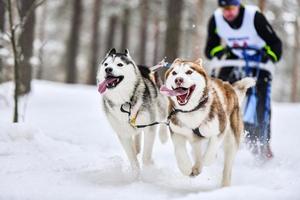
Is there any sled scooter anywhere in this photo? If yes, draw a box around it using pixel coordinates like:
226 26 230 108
208 46 275 155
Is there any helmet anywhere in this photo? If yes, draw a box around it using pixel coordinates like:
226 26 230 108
218 0 241 7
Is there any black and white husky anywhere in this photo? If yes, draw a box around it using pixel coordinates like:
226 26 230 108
97 48 168 173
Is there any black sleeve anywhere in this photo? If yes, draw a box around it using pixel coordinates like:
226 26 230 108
204 15 222 59
254 11 282 62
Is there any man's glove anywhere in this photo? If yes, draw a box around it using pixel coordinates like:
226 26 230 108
214 49 226 59
210 45 227 59
261 49 271 63
261 47 277 63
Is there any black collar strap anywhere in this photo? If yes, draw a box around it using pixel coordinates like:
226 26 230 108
169 125 205 138
192 128 205 138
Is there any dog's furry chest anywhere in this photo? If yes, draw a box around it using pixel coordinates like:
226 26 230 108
176 109 209 129
169 108 207 141
170 102 227 140
110 105 151 123
103 98 155 137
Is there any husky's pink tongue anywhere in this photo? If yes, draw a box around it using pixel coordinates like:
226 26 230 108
98 80 108 94
98 78 118 94
160 85 187 96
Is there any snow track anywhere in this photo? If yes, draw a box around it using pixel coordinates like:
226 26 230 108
0 81 299 200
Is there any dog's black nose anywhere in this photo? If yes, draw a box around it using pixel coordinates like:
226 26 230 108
175 77 184 86
105 67 113 74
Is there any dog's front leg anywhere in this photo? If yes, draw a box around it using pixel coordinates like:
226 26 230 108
171 133 192 176
190 140 203 177
222 130 237 187
142 126 156 166
117 135 140 173
202 136 218 166
157 99 169 144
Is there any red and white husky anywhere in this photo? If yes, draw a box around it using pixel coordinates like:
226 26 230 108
160 58 255 186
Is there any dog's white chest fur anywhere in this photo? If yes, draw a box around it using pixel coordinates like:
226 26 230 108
177 108 209 128
170 104 222 141
105 104 136 136
104 101 154 137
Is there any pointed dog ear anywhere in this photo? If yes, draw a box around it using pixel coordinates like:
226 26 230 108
124 49 130 56
107 48 116 56
195 58 203 66
124 49 132 59
173 58 183 64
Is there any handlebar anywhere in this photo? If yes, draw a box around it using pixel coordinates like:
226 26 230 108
226 46 265 60
208 58 275 76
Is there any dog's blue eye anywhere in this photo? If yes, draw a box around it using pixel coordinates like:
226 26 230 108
104 63 108 66
117 63 123 67
172 71 177 76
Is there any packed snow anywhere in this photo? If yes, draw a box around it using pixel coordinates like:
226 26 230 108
0 81 299 200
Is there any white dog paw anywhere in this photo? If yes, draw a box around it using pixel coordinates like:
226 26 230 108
129 166 141 180
190 166 201 177
221 179 231 187
143 159 155 166
178 165 192 176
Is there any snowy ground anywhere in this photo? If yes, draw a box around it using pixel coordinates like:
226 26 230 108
0 81 300 200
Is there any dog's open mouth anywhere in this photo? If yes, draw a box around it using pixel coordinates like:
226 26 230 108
174 85 196 105
98 75 124 94
160 84 196 106
105 75 124 89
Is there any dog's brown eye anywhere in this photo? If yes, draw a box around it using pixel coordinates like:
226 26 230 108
172 71 177 76
117 63 123 67
104 63 108 66
186 70 193 75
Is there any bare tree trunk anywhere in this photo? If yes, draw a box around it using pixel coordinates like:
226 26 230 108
87 0 102 85
18 0 36 94
152 17 160 65
259 0 266 12
120 6 130 51
0 0 5 32
291 17 300 102
193 0 206 59
7 0 20 122
36 1 48 80
66 0 82 84
0 0 5 83
105 15 118 54
164 0 183 62
158 0 184 82
138 0 149 65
